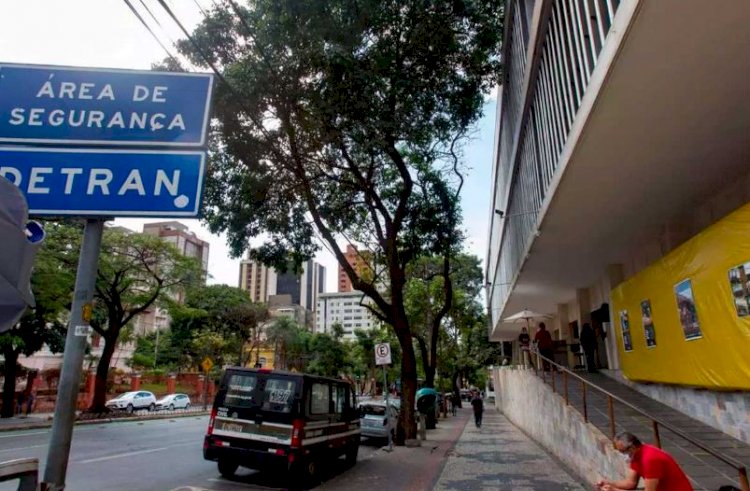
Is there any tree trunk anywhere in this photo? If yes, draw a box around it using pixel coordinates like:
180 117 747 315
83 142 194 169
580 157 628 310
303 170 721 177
415 335 432 387
90 330 119 412
1 348 19 418
393 315 418 444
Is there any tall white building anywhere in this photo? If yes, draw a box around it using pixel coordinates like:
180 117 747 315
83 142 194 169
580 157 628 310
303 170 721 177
315 291 377 340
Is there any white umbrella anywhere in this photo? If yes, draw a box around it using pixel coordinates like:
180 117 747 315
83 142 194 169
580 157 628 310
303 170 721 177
503 309 550 329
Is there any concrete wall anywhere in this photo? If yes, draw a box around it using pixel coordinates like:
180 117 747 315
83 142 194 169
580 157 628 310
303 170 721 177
602 369 750 445
492 367 628 487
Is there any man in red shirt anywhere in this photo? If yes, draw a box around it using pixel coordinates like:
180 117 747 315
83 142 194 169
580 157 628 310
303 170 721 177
533 322 554 371
597 432 693 491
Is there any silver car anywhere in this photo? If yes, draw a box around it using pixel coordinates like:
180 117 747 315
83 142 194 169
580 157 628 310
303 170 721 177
359 400 398 440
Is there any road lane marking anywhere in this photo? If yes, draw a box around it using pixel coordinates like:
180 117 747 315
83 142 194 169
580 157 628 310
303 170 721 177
0 444 47 453
72 441 196 464
74 447 169 464
0 430 48 439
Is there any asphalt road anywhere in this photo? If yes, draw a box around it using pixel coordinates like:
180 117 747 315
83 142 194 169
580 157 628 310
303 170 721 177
0 416 382 490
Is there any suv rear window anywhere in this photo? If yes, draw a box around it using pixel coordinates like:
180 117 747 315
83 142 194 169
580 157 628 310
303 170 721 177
224 373 258 407
261 378 296 413
360 404 386 416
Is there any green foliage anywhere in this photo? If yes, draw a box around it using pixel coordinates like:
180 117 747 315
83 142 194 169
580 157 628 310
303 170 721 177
174 0 503 441
168 285 270 369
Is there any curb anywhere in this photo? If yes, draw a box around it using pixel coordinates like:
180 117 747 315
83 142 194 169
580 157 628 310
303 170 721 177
0 410 210 433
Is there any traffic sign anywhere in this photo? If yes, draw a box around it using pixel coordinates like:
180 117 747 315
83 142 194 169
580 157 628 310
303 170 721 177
0 63 213 147
201 357 213 373
0 147 205 217
375 342 392 366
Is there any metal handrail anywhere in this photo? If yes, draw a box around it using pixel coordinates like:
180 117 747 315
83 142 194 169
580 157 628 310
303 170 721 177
0 458 38 491
529 350 750 491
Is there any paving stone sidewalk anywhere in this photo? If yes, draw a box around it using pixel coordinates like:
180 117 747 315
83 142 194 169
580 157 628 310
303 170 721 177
434 408 588 491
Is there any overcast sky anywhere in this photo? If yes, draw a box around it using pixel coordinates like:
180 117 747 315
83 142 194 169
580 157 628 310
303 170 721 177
0 0 496 291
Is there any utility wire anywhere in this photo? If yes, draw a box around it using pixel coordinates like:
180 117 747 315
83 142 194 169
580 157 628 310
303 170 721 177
192 0 209 17
122 0 182 67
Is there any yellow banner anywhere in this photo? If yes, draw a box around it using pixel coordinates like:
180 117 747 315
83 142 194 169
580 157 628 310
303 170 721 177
611 203 750 389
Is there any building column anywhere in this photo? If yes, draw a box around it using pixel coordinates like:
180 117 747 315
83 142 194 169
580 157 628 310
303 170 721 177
130 373 141 391
166 375 176 395
557 303 573 368
605 264 625 370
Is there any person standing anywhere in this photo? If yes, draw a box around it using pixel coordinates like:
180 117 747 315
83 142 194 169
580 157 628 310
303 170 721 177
579 322 598 373
518 327 532 367
470 391 484 428
596 431 693 491
534 322 554 371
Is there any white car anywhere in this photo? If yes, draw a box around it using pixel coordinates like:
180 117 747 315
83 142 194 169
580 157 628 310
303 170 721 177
105 391 157 413
155 393 191 411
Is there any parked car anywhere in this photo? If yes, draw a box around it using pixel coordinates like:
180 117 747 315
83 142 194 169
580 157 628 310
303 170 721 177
155 393 191 411
359 400 398 441
105 391 157 413
204 368 360 489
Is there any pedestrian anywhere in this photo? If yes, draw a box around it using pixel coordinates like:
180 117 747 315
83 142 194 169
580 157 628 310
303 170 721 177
25 389 35 415
596 431 693 491
15 391 25 416
580 322 598 373
470 391 484 428
534 322 555 371
518 327 532 367
450 394 457 416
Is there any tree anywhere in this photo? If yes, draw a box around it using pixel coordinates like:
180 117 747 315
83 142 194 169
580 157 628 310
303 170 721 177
175 0 503 442
265 316 310 371
88 228 203 412
0 222 71 418
168 285 270 368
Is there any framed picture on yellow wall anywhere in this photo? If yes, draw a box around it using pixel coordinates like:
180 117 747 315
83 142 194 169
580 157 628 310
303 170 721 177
675 279 702 340
640 300 657 348
619 310 633 352
728 261 750 317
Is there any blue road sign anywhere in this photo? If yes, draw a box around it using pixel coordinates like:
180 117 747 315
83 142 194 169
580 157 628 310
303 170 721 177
0 63 213 147
0 147 205 217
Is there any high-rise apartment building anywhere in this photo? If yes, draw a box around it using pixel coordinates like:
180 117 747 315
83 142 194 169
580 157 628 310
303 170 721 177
338 244 373 292
315 291 376 341
137 221 209 333
239 257 325 312
143 221 210 277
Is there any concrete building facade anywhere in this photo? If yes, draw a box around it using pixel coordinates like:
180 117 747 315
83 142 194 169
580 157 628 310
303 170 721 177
315 291 377 341
486 0 750 442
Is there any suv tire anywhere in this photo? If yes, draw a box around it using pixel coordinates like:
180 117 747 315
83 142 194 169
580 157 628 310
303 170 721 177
218 459 239 478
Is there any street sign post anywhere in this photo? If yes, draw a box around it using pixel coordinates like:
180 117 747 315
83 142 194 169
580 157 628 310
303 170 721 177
375 343 392 366
28 63 215 491
374 343 393 450
0 147 206 217
0 64 213 147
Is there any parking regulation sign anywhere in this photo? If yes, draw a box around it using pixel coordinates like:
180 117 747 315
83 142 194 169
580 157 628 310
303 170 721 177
0 63 213 147
375 343 392 366
0 147 205 217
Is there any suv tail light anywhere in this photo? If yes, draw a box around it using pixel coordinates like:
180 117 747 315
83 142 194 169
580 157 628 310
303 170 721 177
291 418 305 448
206 407 218 436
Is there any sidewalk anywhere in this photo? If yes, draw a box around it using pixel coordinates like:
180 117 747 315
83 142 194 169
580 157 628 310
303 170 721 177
321 406 586 491
434 408 586 491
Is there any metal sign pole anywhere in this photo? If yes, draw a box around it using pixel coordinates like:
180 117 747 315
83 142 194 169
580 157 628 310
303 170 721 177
384 365 392 451
43 219 104 490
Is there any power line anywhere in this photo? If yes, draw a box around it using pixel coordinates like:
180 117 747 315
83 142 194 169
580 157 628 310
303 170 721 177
192 0 209 17
122 0 182 67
